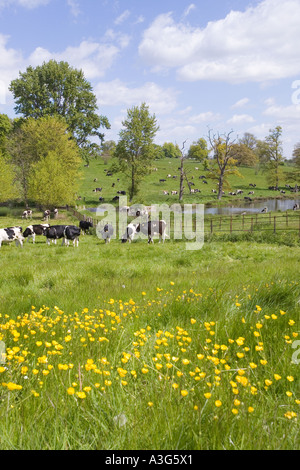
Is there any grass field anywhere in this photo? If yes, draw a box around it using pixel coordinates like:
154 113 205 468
0 161 299 450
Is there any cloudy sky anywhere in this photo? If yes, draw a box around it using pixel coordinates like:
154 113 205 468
0 0 300 157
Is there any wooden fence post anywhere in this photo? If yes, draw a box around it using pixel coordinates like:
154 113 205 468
274 216 276 234
230 216 233 234
210 219 213 234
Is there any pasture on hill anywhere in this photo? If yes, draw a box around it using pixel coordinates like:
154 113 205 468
77 157 297 207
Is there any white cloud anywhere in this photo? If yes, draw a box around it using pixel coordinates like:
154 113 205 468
227 114 255 125
183 4 196 18
232 98 250 109
94 79 178 115
139 0 300 83
114 9 130 25
67 0 81 18
0 0 50 8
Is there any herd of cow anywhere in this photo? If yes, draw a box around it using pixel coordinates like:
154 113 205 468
0 214 169 249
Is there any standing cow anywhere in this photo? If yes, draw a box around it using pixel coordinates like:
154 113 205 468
0 227 24 248
100 223 114 244
63 226 81 247
23 224 50 243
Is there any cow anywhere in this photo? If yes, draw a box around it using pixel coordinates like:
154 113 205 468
100 223 114 244
136 220 168 244
159 179 166 183
79 220 93 235
64 226 81 247
261 207 268 213
117 190 126 195
293 203 299 210
121 223 138 243
23 224 50 243
248 191 254 195
43 225 67 245
22 209 32 219
53 208 58 219
93 188 102 192
0 226 24 248
163 191 169 195
43 210 51 221
171 191 178 195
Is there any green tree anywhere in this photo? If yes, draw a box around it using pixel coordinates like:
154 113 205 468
229 143 258 167
9 60 110 161
28 150 81 207
0 113 12 157
114 103 159 201
287 143 300 185
8 116 81 205
207 130 242 200
0 152 18 203
162 142 181 159
188 138 209 161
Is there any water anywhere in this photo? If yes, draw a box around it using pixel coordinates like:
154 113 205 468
85 198 300 217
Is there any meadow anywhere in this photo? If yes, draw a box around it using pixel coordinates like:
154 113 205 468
0 160 299 450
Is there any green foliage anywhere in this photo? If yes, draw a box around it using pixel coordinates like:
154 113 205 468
114 102 159 201
0 151 19 203
9 60 110 160
162 142 181 159
28 149 81 207
188 138 209 161
8 116 81 205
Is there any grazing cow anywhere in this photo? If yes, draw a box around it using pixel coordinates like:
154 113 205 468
248 191 254 195
64 226 81 247
171 191 178 195
212 189 217 193
136 220 168 244
293 203 299 210
43 225 67 245
244 197 253 202
261 207 268 213
163 191 169 195
100 223 114 244
249 183 256 187
43 210 51 221
112 196 119 202
121 223 138 243
236 190 243 194
117 190 126 195
99 197 104 202
79 220 93 235
0 226 24 248
22 209 32 219
159 179 166 183
93 187 102 192
23 224 50 243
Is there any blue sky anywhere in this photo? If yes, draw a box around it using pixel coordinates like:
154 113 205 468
0 0 300 158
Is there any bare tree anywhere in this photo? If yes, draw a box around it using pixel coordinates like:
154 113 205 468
179 140 187 201
207 129 242 200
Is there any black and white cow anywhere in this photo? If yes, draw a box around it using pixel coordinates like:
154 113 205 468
136 220 168 244
63 226 81 247
22 209 33 219
53 208 58 219
293 203 299 210
0 226 24 248
121 223 138 243
43 210 51 221
100 223 114 244
23 224 50 243
122 220 168 244
43 225 67 245
79 220 93 234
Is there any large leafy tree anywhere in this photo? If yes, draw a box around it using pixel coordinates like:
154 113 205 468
162 142 181 159
114 103 159 201
8 116 81 206
188 138 209 162
9 60 110 161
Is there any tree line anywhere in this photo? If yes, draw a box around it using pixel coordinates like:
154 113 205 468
0 59 299 206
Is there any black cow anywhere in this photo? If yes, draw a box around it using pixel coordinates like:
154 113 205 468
23 224 50 243
79 220 93 235
43 225 67 245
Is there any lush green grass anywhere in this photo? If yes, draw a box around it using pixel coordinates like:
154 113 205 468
0 157 299 452
0 209 299 450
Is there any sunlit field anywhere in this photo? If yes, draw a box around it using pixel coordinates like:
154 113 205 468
0 208 299 450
